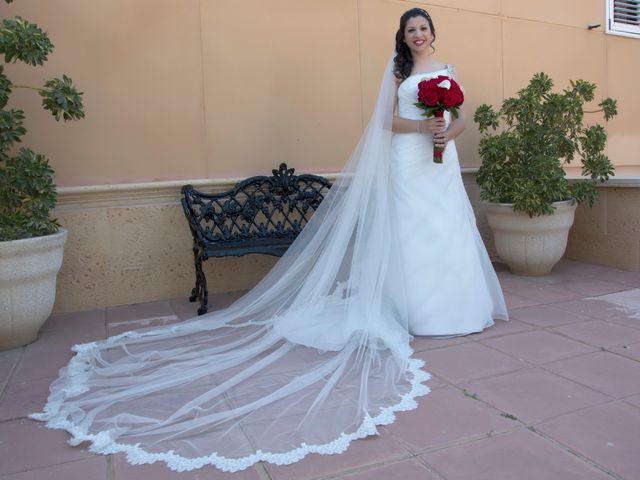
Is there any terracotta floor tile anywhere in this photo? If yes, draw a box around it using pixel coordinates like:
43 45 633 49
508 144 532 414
266 433 408 480
338 458 440 480
497 273 539 291
106 300 177 325
545 351 640 398
0 377 52 421
512 284 584 304
10 329 103 384
594 269 640 288
460 368 611 424
1 457 108 480
169 291 246 321
106 316 182 337
420 429 611 480
624 393 640 409
552 320 640 348
112 454 265 479
0 419 92 475
561 276 630 297
467 318 534 341
411 335 469 352
502 270 581 286
30 324 105 353
609 343 640 362
509 304 591 327
208 291 247 310
0 348 22 386
539 401 640 480
607 314 640 330
482 330 596 365
552 297 632 320
422 372 448 390
383 385 514 453
498 272 585 302
30 325 104 352
41 308 105 333
423 342 527 384
48 324 104 343
503 292 543 309
554 259 617 276
10 348 74 384
587 289 640 319
168 297 200 320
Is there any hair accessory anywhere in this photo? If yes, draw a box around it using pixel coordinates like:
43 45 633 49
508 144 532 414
418 9 431 20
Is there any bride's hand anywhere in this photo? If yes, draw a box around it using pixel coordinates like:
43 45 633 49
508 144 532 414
433 129 453 149
423 117 446 134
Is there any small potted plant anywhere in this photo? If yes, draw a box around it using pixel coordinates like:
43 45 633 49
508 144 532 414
0 6 85 348
473 72 617 275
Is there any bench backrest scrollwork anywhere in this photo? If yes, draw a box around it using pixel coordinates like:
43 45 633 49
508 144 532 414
181 163 332 257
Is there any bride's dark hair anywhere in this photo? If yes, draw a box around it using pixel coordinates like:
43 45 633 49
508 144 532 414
393 8 436 81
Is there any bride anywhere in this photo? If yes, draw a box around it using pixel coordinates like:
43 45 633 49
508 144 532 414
32 8 507 473
390 9 507 336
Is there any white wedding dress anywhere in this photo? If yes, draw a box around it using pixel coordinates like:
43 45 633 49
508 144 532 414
391 66 507 336
31 59 507 472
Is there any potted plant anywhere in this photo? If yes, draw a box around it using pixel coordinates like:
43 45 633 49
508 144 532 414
473 72 617 275
0 5 85 348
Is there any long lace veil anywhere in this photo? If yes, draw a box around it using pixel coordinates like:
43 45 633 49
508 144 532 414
31 53 431 472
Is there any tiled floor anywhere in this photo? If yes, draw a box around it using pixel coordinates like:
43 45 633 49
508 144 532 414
1 259 640 479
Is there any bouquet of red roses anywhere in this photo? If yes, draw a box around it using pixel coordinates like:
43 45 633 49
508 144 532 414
415 75 464 163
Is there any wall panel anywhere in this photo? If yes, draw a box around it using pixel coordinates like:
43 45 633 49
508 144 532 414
4 0 206 186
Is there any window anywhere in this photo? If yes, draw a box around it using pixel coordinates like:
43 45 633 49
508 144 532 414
607 0 640 37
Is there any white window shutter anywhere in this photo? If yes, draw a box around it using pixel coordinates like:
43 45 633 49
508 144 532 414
607 0 640 37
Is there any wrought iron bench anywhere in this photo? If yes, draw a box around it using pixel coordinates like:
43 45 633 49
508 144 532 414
181 163 332 315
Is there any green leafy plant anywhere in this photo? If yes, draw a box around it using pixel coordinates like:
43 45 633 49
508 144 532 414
0 3 85 241
473 72 617 217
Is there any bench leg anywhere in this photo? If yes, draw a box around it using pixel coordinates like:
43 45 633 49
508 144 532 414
188 248 209 315
188 247 200 302
197 262 209 315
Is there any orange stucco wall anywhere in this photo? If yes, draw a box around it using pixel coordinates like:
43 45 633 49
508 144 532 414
4 0 640 187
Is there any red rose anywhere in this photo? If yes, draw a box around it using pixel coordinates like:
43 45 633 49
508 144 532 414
438 88 448 103
449 83 464 104
444 90 464 108
419 89 439 106
417 80 440 106
441 90 456 108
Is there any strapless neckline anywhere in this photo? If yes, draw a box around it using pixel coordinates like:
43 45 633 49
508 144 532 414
407 67 447 79
400 67 449 88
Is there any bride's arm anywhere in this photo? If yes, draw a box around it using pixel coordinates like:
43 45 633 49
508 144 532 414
392 116 445 134
433 105 467 149
391 79 445 134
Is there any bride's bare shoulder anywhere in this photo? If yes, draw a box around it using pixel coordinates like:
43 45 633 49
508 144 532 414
430 60 448 71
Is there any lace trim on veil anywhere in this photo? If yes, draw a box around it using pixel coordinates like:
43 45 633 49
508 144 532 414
30 337 430 473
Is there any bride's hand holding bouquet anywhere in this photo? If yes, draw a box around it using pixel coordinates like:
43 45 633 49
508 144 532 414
415 75 464 163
